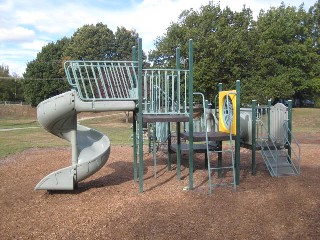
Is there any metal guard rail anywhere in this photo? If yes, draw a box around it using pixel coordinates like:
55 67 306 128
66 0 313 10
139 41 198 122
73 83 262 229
256 119 280 176
282 120 301 175
64 60 139 101
64 61 190 115
144 69 189 114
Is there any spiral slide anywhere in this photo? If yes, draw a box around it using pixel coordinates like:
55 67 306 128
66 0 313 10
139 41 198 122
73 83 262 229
35 90 136 190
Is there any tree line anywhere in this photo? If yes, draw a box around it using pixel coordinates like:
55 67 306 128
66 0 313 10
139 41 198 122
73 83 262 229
2 2 320 106
149 1 320 105
0 65 24 102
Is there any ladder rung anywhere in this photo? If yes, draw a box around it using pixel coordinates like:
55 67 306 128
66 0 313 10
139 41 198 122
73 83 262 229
208 150 234 154
210 182 235 187
209 166 234 170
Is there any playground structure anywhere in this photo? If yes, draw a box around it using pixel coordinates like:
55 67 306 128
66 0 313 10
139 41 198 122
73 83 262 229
35 38 301 192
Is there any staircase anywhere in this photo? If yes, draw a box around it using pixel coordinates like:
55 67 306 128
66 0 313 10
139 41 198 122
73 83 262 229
256 117 301 177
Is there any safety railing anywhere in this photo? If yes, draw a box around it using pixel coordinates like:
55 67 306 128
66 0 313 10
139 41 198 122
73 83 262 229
143 69 189 114
256 119 280 176
282 120 301 175
64 60 139 101
64 61 190 115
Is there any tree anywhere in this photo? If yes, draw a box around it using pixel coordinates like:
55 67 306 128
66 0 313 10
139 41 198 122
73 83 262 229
149 3 255 102
63 23 116 60
0 65 24 102
148 2 320 105
252 3 320 103
23 38 70 106
114 27 139 60
23 23 140 106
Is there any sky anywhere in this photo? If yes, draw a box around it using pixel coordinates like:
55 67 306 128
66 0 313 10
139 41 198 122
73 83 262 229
0 0 316 76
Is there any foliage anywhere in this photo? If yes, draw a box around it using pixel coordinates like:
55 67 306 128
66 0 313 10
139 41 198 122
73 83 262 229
23 38 70 106
0 65 24 102
23 23 139 106
149 2 320 104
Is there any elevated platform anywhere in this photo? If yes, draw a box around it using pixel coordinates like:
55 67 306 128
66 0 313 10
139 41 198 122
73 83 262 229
142 114 189 123
181 131 236 142
170 143 218 154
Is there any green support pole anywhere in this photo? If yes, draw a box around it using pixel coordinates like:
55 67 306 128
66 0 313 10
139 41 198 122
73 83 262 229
267 99 271 135
133 110 138 181
235 80 241 185
287 100 292 159
218 83 223 178
177 122 181 180
188 39 194 190
176 47 182 180
138 38 144 193
153 124 157 177
176 47 181 111
251 100 257 175
167 123 172 171
132 46 138 182
132 46 137 88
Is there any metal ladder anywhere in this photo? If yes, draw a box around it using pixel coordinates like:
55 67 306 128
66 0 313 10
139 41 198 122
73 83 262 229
195 92 236 194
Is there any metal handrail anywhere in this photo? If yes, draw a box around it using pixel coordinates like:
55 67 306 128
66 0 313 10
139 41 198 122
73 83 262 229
282 120 301 175
256 119 279 176
64 60 138 101
144 69 189 114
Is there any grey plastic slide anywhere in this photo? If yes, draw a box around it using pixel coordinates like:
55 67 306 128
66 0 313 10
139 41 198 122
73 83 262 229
35 90 136 190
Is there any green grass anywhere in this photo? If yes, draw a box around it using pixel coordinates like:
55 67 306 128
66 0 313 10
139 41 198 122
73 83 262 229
79 114 133 145
292 108 320 133
0 128 68 158
0 117 39 129
0 112 133 159
0 108 318 159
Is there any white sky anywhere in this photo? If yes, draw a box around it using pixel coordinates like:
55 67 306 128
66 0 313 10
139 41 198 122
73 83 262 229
0 0 315 76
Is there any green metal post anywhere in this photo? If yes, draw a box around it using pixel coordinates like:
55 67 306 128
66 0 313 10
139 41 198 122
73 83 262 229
251 100 257 175
176 47 182 179
177 122 181 180
153 124 157 177
133 110 138 181
132 46 137 88
167 123 172 171
188 39 194 190
235 80 241 185
138 38 144 193
132 46 138 182
287 100 292 159
267 99 271 134
218 83 223 178
176 47 181 111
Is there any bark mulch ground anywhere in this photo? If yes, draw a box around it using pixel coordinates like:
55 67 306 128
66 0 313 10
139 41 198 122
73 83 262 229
0 134 319 239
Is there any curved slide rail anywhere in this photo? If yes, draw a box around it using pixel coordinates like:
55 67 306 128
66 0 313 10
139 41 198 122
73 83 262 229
35 90 136 190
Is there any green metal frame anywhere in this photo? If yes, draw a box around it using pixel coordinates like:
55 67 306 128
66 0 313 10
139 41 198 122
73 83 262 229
138 38 144 193
135 38 195 192
188 39 194 190
134 39 244 192
250 98 295 176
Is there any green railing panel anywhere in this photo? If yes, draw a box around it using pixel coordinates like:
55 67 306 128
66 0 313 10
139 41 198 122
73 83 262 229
143 69 189 114
64 60 139 101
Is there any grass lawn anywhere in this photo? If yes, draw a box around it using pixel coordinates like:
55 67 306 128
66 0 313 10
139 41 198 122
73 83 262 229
0 108 318 159
292 108 320 133
0 112 133 159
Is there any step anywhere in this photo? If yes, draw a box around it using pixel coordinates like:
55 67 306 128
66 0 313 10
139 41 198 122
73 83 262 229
257 140 284 150
267 164 295 176
181 131 235 142
170 143 217 154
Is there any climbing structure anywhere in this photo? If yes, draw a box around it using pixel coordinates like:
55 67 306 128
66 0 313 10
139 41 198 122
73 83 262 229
240 100 301 177
36 37 300 193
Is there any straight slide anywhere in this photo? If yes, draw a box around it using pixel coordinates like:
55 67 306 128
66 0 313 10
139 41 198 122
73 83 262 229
35 90 135 190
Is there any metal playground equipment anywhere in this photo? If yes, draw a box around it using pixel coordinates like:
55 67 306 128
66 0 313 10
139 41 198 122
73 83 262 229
35 38 300 193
